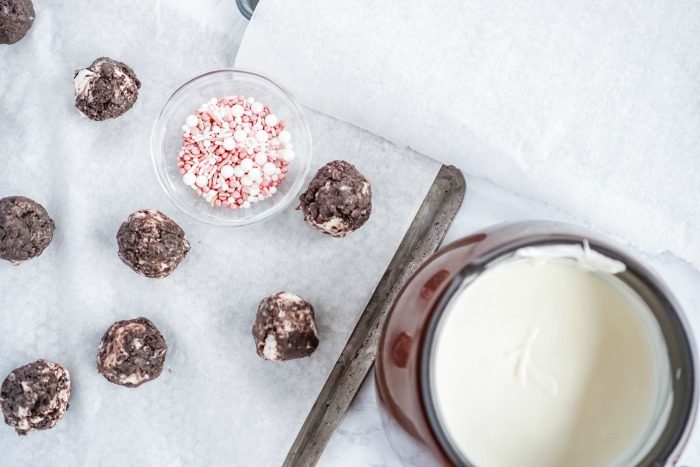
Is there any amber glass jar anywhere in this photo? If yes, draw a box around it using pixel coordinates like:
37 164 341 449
376 222 697 466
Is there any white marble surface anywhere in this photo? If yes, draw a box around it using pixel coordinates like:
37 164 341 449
320 174 700 467
237 0 700 269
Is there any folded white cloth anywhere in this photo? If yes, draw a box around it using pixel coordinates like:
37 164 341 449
237 0 700 268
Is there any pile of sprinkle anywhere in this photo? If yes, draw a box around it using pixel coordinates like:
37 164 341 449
177 96 295 209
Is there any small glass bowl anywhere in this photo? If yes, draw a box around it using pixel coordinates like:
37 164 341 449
151 69 312 227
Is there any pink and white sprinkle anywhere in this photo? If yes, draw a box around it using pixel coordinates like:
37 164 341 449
177 95 294 209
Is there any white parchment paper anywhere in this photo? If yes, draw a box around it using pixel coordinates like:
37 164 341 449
0 1 440 465
236 0 700 268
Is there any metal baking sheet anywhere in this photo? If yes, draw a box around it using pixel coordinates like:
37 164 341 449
284 165 466 466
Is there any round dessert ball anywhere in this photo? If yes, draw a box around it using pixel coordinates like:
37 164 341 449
0 196 55 264
252 292 319 362
116 209 190 278
0 0 35 45
97 317 167 388
0 360 71 435
74 57 141 121
298 160 372 237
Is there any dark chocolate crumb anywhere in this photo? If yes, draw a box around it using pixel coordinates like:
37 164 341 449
97 317 167 388
298 160 372 237
0 0 35 45
74 57 140 121
252 292 319 361
0 360 71 435
116 209 190 278
0 196 54 264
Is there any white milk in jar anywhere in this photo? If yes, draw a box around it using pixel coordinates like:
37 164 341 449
430 245 672 467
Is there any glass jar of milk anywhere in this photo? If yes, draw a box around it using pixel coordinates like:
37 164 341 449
376 222 696 467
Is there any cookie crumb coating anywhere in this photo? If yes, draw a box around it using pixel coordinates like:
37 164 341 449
97 317 168 388
0 196 55 264
74 57 140 121
252 292 319 361
0 360 71 435
117 209 190 278
0 0 35 45
299 160 372 237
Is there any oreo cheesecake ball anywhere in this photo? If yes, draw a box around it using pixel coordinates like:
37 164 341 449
252 292 319 362
74 57 141 121
0 360 71 435
0 196 55 264
0 0 35 45
116 209 190 278
97 317 167 388
299 160 372 237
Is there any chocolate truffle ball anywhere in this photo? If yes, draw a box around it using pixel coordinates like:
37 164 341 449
74 57 141 121
252 292 319 362
117 209 190 278
0 360 71 435
97 317 167 388
298 160 372 237
0 196 55 264
0 0 35 45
